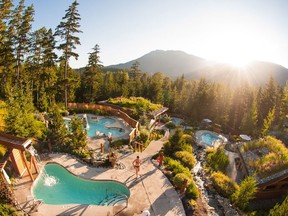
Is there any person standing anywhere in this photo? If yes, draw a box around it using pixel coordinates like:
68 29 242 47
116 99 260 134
133 156 141 179
141 209 151 216
157 151 164 167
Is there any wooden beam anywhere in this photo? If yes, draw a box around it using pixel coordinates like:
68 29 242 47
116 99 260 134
21 151 34 181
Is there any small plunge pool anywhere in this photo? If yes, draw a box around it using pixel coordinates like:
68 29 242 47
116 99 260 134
32 163 130 205
195 130 226 148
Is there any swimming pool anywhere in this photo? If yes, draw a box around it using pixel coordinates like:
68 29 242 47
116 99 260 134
195 130 225 148
171 117 183 125
32 163 130 205
65 114 124 137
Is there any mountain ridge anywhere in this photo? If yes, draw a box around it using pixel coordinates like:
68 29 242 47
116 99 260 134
104 50 288 86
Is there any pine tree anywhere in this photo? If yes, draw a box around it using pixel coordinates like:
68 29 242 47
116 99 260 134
258 76 276 126
5 89 46 139
47 104 70 152
82 44 103 102
9 0 34 86
68 114 87 152
261 107 275 136
54 0 82 109
280 81 288 128
26 27 57 111
0 0 14 96
129 61 142 79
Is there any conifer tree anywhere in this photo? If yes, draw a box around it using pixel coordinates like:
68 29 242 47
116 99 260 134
82 44 103 102
5 89 46 139
258 76 276 125
54 0 82 109
261 107 275 136
9 0 34 86
0 0 14 96
69 114 87 153
47 104 69 152
26 27 57 111
280 81 288 126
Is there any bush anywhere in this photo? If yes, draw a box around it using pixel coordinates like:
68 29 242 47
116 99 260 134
186 181 199 199
210 172 239 199
164 130 193 156
0 204 21 216
180 134 193 145
232 176 257 211
174 151 196 170
164 157 192 178
166 122 176 129
110 139 129 149
206 147 229 173
138 128 149 144
269 195 288 216
172 173 192 189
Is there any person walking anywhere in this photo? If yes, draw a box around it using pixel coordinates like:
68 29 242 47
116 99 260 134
133 156 141 179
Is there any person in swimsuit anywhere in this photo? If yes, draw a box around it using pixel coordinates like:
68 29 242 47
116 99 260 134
133 156 141 178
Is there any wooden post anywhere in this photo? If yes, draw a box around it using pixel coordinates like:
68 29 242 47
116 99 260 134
32 156 39 174
21 152 34 181
101 143 104 154
180 179 188 194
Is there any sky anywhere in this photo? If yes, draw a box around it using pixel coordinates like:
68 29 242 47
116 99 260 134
22 0 288 68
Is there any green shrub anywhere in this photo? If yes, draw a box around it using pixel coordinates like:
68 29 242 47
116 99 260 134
110 139 129 149
206 147 229 173
164 157 192 178
210 172 239 199
166 122 176 129
174 151 196 170
107 97 162 112
180 134 193 145
232 176 257 211
183 128 194 135
138 128 149 143
269 195 288 216
164 130 193 156
172 173 192 189
186 181 199 199
161 115 171 123
0 204 20 216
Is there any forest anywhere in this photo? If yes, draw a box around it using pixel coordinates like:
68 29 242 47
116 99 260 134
0 0 288 144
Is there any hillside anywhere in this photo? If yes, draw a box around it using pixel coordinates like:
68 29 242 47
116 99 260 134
104 50 288 86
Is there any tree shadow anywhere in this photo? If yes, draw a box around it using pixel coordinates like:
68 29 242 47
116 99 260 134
56 204 90 216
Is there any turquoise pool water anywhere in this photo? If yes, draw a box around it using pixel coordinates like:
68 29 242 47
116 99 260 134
32 163 130 205
201 132 220 146
171 117 183 125
65 114 124 137
195 130 223 147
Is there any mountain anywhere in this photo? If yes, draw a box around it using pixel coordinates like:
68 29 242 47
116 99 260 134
105 50 288 86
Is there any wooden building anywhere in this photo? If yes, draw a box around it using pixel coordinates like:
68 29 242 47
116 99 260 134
236 139 288 200
0 133 39 184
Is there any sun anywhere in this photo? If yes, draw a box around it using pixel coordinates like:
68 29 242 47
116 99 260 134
190 14 267 68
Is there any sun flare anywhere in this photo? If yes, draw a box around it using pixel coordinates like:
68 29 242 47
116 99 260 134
188 13 273 68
